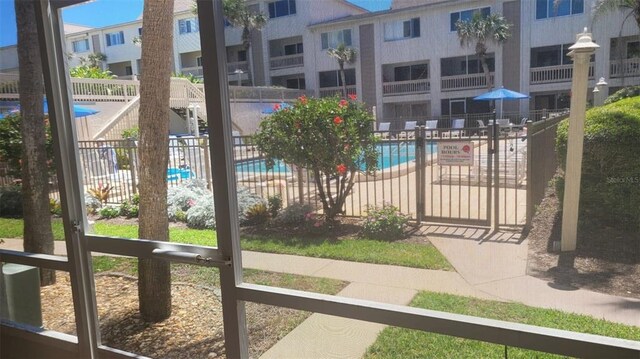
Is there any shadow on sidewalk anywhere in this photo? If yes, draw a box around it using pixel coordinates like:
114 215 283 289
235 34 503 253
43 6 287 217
416 224 525 245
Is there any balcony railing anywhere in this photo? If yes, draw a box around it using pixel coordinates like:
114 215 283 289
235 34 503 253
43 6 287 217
319 85 356 98
610 57 640 78
441 73 493 91
530 63 595 84
227 61 249 73
182 66 203 77
383 79 430 96
270 54 304 70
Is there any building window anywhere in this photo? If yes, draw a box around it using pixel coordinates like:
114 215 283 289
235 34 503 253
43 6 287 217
530 44 579 67
284 43 303 55
268 0 296 18
627 41 640 58
179 18 199 34
285 77 305 89
536 0 584 20
196 56 202 67
441 55 494 76
72 39 90 53
105 31 125 46
450 7 490 31
138 27 143 35
392 63 429 82
237 50 247 62
384 18 420 41
319 69 356 88
321 29 352 50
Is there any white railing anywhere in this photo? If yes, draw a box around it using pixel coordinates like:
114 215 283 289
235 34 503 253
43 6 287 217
227 61 249 73
530 63 595 84
269 54 304 70
319 86 356 98
383 79 430 96
610 58 640 78
93 96 141 140
0 73 19 99
441 73 494 91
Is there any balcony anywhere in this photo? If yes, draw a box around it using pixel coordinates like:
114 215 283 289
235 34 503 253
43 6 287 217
227 61 249 73
383 79 430 96
182 66 203 77
610 58 640 78
270 54 304 70
319 86 356 98
441 73 493 92
530 63 595 84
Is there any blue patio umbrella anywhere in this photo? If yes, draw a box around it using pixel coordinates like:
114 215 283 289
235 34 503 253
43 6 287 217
0 100 99 119
474 87 529 118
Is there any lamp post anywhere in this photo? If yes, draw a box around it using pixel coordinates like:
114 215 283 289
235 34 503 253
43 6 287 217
561 29 599 252
593 77 608 106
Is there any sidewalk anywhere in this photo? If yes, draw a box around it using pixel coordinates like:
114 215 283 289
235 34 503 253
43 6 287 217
2 234 639 358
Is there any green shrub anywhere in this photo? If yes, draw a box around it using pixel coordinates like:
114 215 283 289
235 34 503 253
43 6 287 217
244 203 270 226
50 198 62 216
267 194 282 218
121 127 139 140
604 86 640 105
0 185 23 217
98 205 120 219
119 200 139 218
556 96 640 230
0 114 54 178
274 202 315 226
84 192 102 215
361 204 409 240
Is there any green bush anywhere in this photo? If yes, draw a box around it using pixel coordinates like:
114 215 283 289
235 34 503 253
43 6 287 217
98 205 120 219
0 185 23 217
556 96 640 229
274 202 315 226
267 194 282 218
604 86 640 105
50 198 62 216
119 200 139 218
361 204 409 240
0 114 54 178
244 203 270 226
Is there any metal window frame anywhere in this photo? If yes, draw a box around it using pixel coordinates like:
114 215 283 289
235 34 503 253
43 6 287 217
1 1 639 359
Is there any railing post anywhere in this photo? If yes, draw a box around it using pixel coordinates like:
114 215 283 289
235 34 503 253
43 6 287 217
415 126 425 224
297 166 304 204
202 136 212 189
128 139 137 195
525 120 533 228
487 122 493 227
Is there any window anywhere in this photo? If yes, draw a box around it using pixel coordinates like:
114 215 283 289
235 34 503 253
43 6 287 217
284 43 303 56
125 66 133 76
285 77 305 89
627 41 640 58
321 29 352 50
138 27 142 35
450 7 490 31
392 63 429 82
530 44 579 67
237 50 247 62
72 39 90 53
441 55 494 76
319 69 356 88
179 18 199 34
268 0 296 18
196 56 202 67
384 18 420 41
536 0 584 20
105 31 125 46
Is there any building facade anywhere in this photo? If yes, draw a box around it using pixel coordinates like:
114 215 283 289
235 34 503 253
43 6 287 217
1 0 638 127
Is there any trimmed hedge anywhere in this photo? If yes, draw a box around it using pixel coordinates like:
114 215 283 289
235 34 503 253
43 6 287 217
556 96 640 230
604 86 640 105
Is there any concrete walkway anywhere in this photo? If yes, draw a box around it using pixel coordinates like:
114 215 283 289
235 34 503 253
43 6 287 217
2 233 639 358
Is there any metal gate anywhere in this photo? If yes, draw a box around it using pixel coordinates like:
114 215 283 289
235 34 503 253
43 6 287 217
415 125 493 226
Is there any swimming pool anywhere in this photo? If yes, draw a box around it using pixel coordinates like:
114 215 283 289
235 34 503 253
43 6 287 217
235 142 435 174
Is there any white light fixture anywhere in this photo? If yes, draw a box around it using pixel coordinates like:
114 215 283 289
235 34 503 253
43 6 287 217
596 77 608 87
593 86 599 93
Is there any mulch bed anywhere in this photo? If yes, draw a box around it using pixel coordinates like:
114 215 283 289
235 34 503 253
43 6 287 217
41 273 311 359
526 180 640 299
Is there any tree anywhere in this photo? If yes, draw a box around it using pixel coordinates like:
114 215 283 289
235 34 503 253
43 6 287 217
69 66 114 79
455 12 511 90
14 0 55 286
254 95 378 221
137 0 175 322
78 52 107 68
327 43 357 97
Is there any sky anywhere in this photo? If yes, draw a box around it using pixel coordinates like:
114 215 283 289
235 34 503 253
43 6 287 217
0 0 392 47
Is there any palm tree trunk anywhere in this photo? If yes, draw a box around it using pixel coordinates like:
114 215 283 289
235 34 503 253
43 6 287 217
479 54 492 90
15 0 55 286
339 63 347 97
138 0 174 322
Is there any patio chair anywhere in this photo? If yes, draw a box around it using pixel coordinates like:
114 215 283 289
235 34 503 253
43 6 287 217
376 122 391 139
399 121 417 140
447 119 465 138
477 120 488 136
425 120 438 139
497 119 512 135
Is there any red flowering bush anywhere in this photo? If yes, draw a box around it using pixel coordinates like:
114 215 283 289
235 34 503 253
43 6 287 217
254 95 378 220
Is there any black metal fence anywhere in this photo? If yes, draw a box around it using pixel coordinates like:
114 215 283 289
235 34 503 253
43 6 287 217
1 113 567 228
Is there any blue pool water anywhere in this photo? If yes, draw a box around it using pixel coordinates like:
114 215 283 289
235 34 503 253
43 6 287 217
236 142 434 174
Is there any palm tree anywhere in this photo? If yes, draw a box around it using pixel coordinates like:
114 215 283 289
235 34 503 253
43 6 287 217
15 0 55 286
222 0 267 86
137 0 175 322
455 12 511 90
327 43 357 97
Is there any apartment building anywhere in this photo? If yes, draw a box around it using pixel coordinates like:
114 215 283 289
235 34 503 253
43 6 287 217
1 0 638 127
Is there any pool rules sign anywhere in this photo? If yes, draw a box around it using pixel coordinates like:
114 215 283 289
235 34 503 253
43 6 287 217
438 142 474 166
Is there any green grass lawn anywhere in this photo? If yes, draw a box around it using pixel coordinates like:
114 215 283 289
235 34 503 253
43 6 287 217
365 292 640 358
0 218 452 270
